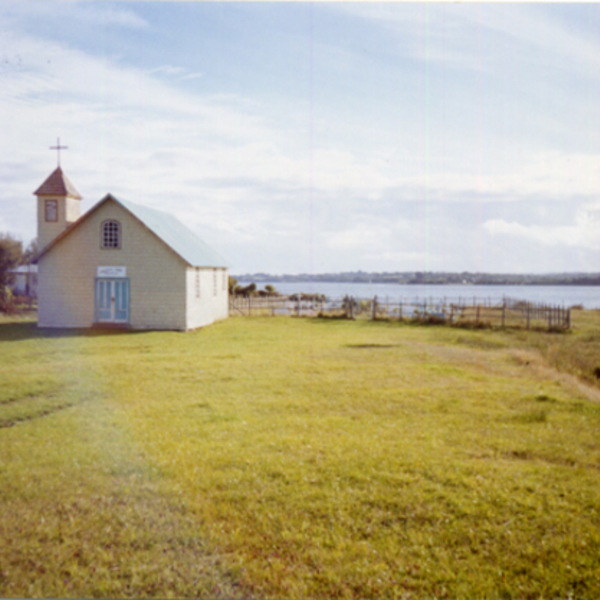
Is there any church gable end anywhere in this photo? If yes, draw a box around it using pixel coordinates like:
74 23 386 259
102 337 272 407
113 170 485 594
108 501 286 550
37 198 189 330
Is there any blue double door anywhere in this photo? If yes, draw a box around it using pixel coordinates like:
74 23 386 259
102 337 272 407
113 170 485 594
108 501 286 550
95 278 129 323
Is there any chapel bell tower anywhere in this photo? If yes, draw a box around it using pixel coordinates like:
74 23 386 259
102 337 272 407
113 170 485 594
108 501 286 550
33 140 82 250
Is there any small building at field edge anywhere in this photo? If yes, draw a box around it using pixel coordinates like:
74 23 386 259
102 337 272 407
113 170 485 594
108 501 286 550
32 166 229 331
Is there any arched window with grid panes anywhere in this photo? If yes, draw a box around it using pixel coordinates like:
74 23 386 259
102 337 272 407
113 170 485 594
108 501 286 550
101 220 121 249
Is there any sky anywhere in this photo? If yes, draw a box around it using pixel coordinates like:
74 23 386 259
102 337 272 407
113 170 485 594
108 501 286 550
1 1 600 275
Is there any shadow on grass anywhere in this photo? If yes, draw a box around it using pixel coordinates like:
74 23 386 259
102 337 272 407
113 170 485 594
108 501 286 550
0 321 150 342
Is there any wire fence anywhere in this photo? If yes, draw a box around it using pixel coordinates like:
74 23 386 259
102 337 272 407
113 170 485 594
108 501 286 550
229 294 571 331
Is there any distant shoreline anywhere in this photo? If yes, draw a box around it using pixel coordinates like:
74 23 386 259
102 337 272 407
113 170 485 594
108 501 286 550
234 272 600 286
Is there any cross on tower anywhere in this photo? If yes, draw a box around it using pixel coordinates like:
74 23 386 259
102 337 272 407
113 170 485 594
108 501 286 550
49 137 68 167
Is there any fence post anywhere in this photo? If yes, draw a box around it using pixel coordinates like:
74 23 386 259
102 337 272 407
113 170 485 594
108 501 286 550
476 304 480 324
501 301 506 328
526 304 530 329
399 301 403 321
372 296 377 320
566 308 571 329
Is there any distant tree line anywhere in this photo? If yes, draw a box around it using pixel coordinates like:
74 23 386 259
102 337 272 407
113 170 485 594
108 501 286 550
234 271 600 286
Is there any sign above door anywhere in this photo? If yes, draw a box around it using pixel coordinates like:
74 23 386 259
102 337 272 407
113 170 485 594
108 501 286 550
97 266 127 278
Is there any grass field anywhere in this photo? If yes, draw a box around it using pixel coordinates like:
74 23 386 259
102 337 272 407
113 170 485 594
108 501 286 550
1 311 599 598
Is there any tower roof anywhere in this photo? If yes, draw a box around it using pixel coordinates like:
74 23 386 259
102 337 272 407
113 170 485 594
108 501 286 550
33 166 82 199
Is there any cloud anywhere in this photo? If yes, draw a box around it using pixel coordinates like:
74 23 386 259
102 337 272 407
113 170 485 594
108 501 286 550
149 65 187 76
327 222 390 251
73 4 150 30
149 66 203 81
339 3 600 78
180 73 203 81
0 28 273 160
0 1 149 30
484 220 577 246
483 204 600 251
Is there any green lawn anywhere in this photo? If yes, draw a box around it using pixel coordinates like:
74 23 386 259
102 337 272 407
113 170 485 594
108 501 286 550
1 313 599 598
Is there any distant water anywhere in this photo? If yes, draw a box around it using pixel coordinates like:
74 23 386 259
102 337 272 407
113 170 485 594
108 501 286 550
237 281 600 309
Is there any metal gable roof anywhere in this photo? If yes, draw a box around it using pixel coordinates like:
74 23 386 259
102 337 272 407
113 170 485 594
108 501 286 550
112 195 229 268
